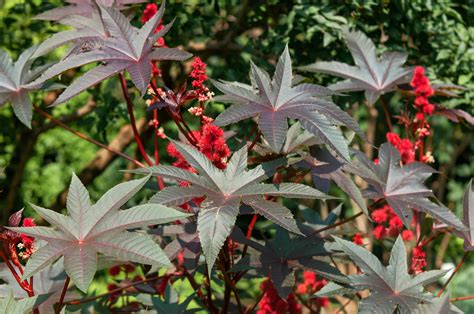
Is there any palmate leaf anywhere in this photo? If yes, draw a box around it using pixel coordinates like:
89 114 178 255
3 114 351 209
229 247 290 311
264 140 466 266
137 284 197 313
298 204 342 238
0 293 38 314
35 0 147 21
300 27 413 105
251 122 321 156
131 140 333 272
157 221 201 272
33 11 108 58
9 173 191 292
317 236 447 314
358 143 466 230
212 45 364 159
413 294 463 314
0 46 61 128
298 146 370 216
230 227 346 298
0 259 79 314
28 1 191 105
453 180 474 250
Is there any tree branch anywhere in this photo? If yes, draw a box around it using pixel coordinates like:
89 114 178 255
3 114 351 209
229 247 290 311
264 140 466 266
37 98 96 133
50 118 147 211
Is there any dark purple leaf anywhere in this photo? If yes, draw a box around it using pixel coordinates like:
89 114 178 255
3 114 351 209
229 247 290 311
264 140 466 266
230 227 346 298
435 107 474 125
35 0 147 21
358 143 466 230
317 236 447 313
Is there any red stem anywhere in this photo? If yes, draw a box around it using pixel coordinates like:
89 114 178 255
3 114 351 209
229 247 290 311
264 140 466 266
438 251 469 296
29 276 33 295
418 139 424 161
148 82 199 147
419 230 448 247
34 106 144 167
66 274 181 305
0 251 31 294
248 130 261 152
246 215 258 239
414 210 421 243
451 295 474 302
55 276 70 314
336 297 354 313
309 212 364 236
167 107 200 147
199 100 204 127
244 283 267 314
152 109 165 190
118 73 154 167
380 97 393 133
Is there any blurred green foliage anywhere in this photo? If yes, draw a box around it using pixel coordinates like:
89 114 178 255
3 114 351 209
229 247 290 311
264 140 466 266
0 0 472 310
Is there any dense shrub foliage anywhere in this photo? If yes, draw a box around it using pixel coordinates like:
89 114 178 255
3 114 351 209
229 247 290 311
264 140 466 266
0 0 473 313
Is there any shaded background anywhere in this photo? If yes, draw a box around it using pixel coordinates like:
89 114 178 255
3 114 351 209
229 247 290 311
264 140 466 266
0 0 473 310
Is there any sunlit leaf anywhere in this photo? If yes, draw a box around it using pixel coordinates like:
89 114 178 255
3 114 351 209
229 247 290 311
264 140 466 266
131 141 333 271
300 27 413 105
213 45 363 158
9 174 191 292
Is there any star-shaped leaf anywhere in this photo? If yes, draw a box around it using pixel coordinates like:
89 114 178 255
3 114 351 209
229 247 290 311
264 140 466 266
298 146 370 216
0 293 38 314
0 259 79 314
453 180 474 250
413 294 463 314
212 45 364 158
29 1 191 105
298 203 342 238
9 173 191 292
251 122 320 156
300 27 413 105
359 143 465 230
0 46 60 128
137 284 197 313
150 219 201 273
317 236 447 314
34 10 108 58
230 227 347 298
35 0 146 21
131 140 333 272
